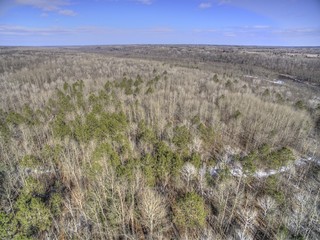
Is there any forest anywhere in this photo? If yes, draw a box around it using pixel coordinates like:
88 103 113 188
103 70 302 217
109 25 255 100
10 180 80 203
0 46 319 239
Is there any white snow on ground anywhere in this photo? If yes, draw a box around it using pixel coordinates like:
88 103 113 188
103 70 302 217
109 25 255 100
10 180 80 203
244 75 258 79
209 166 219 176
230 167 245 177
199 166 207 178
207 156 319 179
252 157 319 178
271 80 284 85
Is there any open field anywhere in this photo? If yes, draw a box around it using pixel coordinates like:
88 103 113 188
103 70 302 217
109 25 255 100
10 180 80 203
0 46 319 239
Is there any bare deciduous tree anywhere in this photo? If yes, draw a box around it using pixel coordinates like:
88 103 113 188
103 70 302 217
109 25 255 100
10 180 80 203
139 187 167 238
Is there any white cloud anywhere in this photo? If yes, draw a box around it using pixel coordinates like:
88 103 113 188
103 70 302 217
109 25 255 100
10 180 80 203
0 24 176 36
58 9 76 16
15 0 68 11
192 26 320 39
15 0 77 16
199 2 212 9
148 27 174 33
40 12 48 17
273 28 320 36
252 25 271 29
135 0 153 5
0 24 78 35
2 24 318 41
217 0 231 5
224 32 236 37
193 28 217 33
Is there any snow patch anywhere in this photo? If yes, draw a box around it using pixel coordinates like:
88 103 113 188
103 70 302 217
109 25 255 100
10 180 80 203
207 156 319 179
272 80 284 85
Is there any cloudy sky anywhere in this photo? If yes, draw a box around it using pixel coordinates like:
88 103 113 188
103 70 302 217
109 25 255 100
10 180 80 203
0 0 319 46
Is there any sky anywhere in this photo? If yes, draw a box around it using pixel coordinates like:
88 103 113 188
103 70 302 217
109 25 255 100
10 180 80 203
0 0 319 46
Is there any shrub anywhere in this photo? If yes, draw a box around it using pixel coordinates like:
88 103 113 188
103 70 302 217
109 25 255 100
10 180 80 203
93 142 121 168
173 125 192 150
232 109 242 120
0 211 13 239
49 193 63 217
154 141 182 180
294 100 305 110
63 82 70 92
241 145 295 171
72 116 89 143
213 74 219 83
56 90 73 113
14 193 52 237
191 115 201 126
71 80 84 95
52 113 71 139
188 152 201 169
241 151 258 174
2 178 53 238
173 192 206 229
225 80 233 89
146 87 154 94
6 111 25 125
262 89 270 97
141 154 156 186
137 120 156 144
198 123 219 152
268 147 295 169
265 176 285 204
0 119 10 142
20 155 42 168
276 92 284 103
22 104 39 126
104 80 113 92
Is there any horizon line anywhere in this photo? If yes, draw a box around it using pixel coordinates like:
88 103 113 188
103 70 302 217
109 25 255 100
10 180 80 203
1 44 320 48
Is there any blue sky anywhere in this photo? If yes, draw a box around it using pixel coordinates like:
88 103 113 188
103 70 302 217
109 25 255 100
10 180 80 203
0 0 319 46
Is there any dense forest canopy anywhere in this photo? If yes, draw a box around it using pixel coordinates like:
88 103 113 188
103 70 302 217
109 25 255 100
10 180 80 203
0 46 319 239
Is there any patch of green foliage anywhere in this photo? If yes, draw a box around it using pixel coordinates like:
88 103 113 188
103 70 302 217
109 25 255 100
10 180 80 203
0 177 56 239
22 104 40 126
241 144 295 173
6 111 25 125
13 193 52 237
145 86 154 94
140 154 156 186
198 123 220 153
241 150 258 174
52 112 72 139
94 142 121 167
0 116 10 142
49 193 63 217
262 89 270 97
0 211 13 239
212 74 219 83
264 175 285 205
41 144 62 166
294 100 305 110
225 80 233 89
153 141 182 180
188 152 201 169
173 125 192 151
20 155 42 168
276 92 284 103
114 77 137 95
56 89 73 113
70 110 128 143
86 142 121 178
104 80 113 92
137 120 156 144
173 191 207 229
